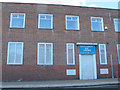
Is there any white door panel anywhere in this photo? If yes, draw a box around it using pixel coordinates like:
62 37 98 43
79 54 97 80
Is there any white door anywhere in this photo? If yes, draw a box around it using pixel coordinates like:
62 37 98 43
79 54 97 80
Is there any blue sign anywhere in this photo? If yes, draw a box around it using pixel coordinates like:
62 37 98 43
79 46 95 54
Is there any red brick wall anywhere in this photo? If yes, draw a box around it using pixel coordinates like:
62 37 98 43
2 3 119 81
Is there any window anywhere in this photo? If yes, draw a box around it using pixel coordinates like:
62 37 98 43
37 43 53 65
7 42 24 65
91 17 104 31
10 13 26 28
66 43 75 65
66 15 79 30
113 18 120 32
117 44 120 64
38 14 53 29
99 44 107 64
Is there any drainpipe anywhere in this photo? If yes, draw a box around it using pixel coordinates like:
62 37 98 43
108 41 114 79
110 54 114 78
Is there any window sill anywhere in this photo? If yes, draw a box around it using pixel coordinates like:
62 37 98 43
66 29 80 31
37 64 53 66
9 27 25 29
67 64 75 65
100 63 107 65
38 28 54 30
91 30 104 32
115 31 120 33
7 64 23 65
38 27 53 29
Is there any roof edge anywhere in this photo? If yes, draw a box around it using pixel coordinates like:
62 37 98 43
1 2 119 10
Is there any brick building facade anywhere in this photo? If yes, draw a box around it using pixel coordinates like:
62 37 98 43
1 2 119 81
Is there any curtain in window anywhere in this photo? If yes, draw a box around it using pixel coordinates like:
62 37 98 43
7 42 23 64
67 43 75 65
99 44 107 64
117 44 120 64
38 43 53 65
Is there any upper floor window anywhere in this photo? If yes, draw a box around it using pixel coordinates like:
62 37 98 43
66 43 75 65
91 17 104 31
117 44 120 64
113 18 120 32
66 15 80 30
10 13 26 28
99 44 107 65
37 43 53 65
38 14 53 29
7 42 24 65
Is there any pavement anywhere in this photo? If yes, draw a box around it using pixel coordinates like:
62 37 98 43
1 78 119 88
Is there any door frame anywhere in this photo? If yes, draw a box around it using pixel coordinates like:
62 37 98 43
79 54 97 80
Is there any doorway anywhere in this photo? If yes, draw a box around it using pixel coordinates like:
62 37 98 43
79 54 97 80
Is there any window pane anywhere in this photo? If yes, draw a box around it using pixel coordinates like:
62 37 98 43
39 44 45 64
91 21 102 31
72 17 77 20
101 53 105 63
91 17 103 31
117 44 120 64
67 20 78 30
19 15 24 18
68 48 73 64
12 14 18 18
15 43 22 64
100 45 105 63
67 17 71 20
99 44 107 64
11 13 25 28
96 18 101 22
12 18 24 28
67 44 74 64
66 16 79 30
8 43 15 64
40 19 51 29
46 44 52 64
39 15 52 29
114 19 120 32
46 16 51 20
92 18 96 22
40 16 45 19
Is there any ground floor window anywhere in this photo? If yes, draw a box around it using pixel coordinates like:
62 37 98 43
66 43 75 65
7 42 24 65
117 44 120 64
37 43 53 65
99 44 107 65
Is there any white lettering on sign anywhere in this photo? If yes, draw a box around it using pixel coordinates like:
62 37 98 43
66 69 76 75
84 48 91 51
100 69 109 74
84 49 91 51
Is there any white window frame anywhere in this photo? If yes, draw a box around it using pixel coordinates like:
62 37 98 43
65 15 80 30
91 17 104 31
37 43 53 65
113 18 120 32
10 13 26 28
99 44 107 65
66 43 75 65
38 14 53 29
7 42 24 65
117 44 120 64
